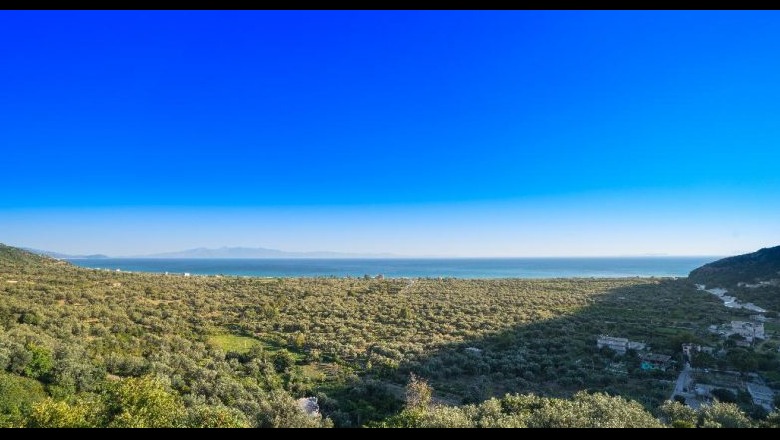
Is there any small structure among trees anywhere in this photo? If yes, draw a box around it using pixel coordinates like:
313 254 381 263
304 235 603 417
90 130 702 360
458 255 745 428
640 353 672 371
597 335 646 355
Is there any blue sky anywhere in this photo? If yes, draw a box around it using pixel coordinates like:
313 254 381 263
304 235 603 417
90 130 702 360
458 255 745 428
1 11 779 256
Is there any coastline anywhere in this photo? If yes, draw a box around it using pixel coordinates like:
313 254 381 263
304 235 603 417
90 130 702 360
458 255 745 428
64 256 715 280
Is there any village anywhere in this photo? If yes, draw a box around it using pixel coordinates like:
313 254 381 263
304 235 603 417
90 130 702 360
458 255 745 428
596 284 778 414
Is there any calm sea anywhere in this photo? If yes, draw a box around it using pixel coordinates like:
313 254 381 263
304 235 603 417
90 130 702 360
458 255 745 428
65 257 718 279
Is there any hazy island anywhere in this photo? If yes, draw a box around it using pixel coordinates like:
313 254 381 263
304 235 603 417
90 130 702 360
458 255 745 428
0 243 779 428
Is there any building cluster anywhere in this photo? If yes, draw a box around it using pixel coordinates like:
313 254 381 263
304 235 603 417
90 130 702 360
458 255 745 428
597 335 673 371
687 373 775 412
708 320 766 345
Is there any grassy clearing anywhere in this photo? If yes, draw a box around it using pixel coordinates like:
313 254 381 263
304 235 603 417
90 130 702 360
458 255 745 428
208 334 261 354
208 332 307 362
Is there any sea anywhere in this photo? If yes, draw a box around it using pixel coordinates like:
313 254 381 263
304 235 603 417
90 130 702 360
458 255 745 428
65 256 719 279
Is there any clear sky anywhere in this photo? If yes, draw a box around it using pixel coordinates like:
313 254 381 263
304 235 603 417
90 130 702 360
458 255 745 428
1 10 779 257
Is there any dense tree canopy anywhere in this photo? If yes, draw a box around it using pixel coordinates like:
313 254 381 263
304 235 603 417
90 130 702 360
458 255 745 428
0 244 776 428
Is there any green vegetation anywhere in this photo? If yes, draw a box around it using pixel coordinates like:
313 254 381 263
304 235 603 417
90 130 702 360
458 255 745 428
0 372 47 427
208 334 261 354
378 391 665 427
370 375 666 427
0 244 777 428
689 245 780 288
373 374 777 428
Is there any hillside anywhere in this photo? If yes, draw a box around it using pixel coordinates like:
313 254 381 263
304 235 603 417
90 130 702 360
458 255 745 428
688 245 780 288
0 244 63 271
0 243 777 427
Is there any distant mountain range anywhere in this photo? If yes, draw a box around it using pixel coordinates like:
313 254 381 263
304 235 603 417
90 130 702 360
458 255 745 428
136 246 399 259
24 246 398 259
688 245 780 287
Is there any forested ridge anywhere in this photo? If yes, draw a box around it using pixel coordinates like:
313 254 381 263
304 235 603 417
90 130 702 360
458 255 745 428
689 245 780 288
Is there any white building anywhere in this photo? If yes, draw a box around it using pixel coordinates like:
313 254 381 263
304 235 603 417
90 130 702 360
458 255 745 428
597 336 629 354
597 335 646 355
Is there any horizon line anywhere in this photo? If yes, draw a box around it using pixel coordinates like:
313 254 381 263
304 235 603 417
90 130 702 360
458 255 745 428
63 254 726 259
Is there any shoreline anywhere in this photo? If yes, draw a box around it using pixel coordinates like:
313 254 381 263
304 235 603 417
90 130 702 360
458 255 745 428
74 265 684 282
